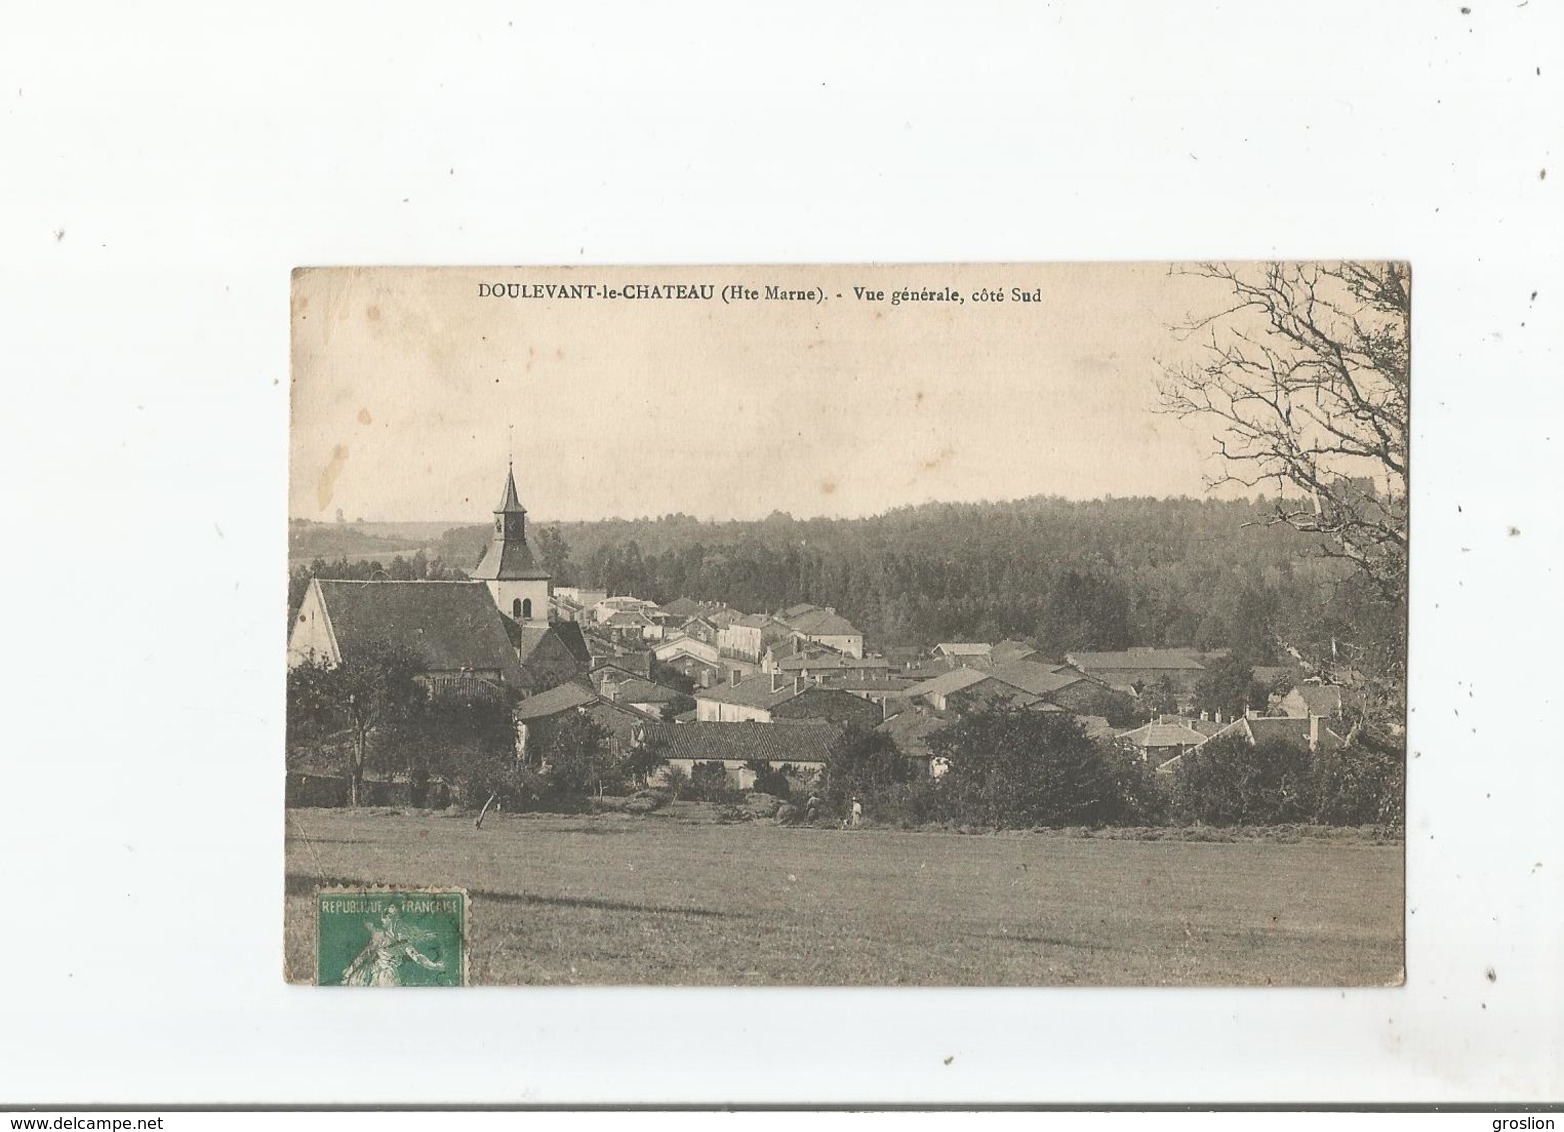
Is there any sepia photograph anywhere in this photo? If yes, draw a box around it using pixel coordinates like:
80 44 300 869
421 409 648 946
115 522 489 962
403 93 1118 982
285 263 1408 987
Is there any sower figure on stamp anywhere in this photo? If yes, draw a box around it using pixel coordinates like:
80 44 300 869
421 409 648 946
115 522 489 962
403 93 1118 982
340 904 446 987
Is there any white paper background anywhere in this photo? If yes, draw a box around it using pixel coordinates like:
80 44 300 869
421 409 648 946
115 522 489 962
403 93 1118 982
2 0 1560 1106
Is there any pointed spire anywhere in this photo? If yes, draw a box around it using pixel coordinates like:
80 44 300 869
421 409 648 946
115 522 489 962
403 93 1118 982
496 465 526 513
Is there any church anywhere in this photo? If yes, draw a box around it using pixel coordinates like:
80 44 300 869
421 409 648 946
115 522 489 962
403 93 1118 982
287 464 583 694
468 463 552 625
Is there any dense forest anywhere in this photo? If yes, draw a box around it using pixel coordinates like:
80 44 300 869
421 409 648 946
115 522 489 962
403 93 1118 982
399 495 1397 663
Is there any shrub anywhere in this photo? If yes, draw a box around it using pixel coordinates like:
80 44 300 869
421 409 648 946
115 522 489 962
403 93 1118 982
689 761 734 802
1312 733 1405 829
745 760 792 799
661 765 689 801
820 725 916 815
930 705 1127 829
1174 734 1316 825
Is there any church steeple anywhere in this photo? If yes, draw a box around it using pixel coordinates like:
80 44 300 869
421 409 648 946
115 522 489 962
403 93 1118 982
471 460 551 624
493 462 528 541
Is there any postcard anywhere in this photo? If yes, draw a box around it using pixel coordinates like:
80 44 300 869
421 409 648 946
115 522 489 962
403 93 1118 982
285 263 1407 986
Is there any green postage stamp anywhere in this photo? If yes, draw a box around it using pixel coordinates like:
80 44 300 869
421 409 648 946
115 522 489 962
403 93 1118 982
315 888 470 987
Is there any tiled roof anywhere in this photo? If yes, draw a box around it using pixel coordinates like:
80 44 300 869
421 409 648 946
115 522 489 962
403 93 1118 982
638 720 839 766
312 579 522 684
1289 684 1345 716
1118 721 1207 749
551 620 591 666
1199 715 1346 752
1066 649 1206 672
785 608 861 636
592 670 686 704
936 642 992 656
512 680 597 721
816 674 917 693
986 660 1088 698
496 467 526 513
470 536 550 581
876 706 952 756
906 666 992 699
500 618 555 665
694 677 804 711
775 653 889 672
991 639 1038 662
1246 715 1345 750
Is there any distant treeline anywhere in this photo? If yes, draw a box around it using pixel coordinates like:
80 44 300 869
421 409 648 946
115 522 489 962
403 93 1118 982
432 495 1382 659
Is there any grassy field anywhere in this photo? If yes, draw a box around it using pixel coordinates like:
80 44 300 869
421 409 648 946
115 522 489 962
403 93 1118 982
284 806 1403 987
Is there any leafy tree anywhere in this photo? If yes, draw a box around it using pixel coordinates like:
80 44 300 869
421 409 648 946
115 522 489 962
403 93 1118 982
661 765 690 801
1311 727 1405 828
649 658 697 696
744 760 791 798
543 712 621 797
820 725 915 814
285 641 427 805
1139 676 1181 717
929 705 1124 829
412 685 520 807
659 693 696 722
1193 654 1265 721
689 761 733 802
534 524 575 585
1036 569 1132 655
1173 733 1316 825
624 733 669 789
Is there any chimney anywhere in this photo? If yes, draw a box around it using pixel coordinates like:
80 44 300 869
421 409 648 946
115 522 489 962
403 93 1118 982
1309 714 1320 750
1200 710 1209 722
1215 710 1223 724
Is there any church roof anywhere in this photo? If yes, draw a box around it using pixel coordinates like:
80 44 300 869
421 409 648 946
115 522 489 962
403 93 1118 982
470 536 551 581
310 579 523 685
496 466 527 513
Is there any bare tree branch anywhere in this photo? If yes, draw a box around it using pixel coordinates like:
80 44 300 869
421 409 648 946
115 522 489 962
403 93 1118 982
1159 262 1409 606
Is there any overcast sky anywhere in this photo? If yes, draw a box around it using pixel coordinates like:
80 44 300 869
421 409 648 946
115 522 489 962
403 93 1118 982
290 263 1247 523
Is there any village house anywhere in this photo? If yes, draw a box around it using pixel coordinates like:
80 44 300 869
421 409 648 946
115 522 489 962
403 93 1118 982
590 667 689 718
1159 711 1348 773
695 672 809 722
903 659 1101 715
553 587 608 608
717 613 793 664
635 719 839 790
1277 683 1351 720
693 672 883 729
934 642 993 661
653 632 721 667
876 703 954 778
1116 718 1211 767
778 605 865 658
512 680 660 762
1063 647 1208 696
